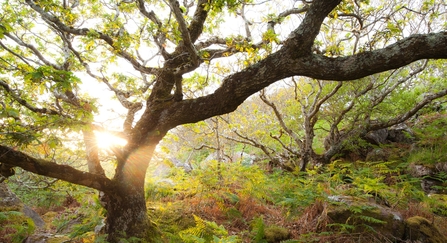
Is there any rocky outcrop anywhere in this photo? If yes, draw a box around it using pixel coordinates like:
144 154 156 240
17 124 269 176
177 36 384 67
0 181 22 209
325 196 447 242
23 205 45 228
364 123 416 145
408 162 447 194
326 123 417 163
364 129 389 145
0 182 47 242
327 195 405 240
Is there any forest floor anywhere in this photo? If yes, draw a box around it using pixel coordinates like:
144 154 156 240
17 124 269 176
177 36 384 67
3 114 447 242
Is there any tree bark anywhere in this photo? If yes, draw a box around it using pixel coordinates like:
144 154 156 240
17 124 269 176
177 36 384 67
104 182 159 242
105 141 160 241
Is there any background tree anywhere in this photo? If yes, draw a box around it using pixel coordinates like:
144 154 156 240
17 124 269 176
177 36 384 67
1 0 447 241
221 59 447 172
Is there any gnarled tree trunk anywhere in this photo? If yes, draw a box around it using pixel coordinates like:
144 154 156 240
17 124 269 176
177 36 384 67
104 142 161 242
104 183 158 242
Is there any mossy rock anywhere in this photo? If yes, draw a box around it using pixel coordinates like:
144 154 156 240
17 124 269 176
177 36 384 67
264 225 290 243
0 211 35 242
404 216 447 243
23 234 71 243
149 202 196 233
327 196 405 240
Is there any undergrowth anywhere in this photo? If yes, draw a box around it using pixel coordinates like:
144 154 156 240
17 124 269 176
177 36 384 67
4 156 447 243
4 114 447 243
141 158 447 242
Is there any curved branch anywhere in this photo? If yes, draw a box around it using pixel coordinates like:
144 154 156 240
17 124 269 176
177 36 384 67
0 41 34 68
136 0 162 27
136 0 170 59
63 36 143 133
25 0 159 75
278 5 311 20
195 36 227 50
259 90 304 148
285 0 342 55
92 73 143 133
3 33 61 69
0 80 63 116
223 130 276 160
370 61 428 109
309 81 343 119
267 4 311 30
200 37 273 61
238 3 252 41
269 132 297 156
329 13 364 29
0 145 113 192
168 0 199 68
370 88 447 131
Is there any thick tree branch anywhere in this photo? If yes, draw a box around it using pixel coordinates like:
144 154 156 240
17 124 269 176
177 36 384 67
294 32 447 81
187 0 209 43
0 145 112 192
163 31 447 129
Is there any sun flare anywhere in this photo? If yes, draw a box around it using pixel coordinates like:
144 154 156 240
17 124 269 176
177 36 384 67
94 131 127 149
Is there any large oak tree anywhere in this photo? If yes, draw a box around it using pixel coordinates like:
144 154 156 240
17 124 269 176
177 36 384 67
1 0 447 241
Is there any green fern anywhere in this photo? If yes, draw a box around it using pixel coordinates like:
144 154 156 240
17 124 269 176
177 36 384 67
356 215 386 225
327 222 355 233
179 215 233 243
180 215 207 240
251 216 267 243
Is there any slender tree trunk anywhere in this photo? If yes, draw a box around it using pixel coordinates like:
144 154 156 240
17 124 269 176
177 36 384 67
300 148 312 172
300 115 315 171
